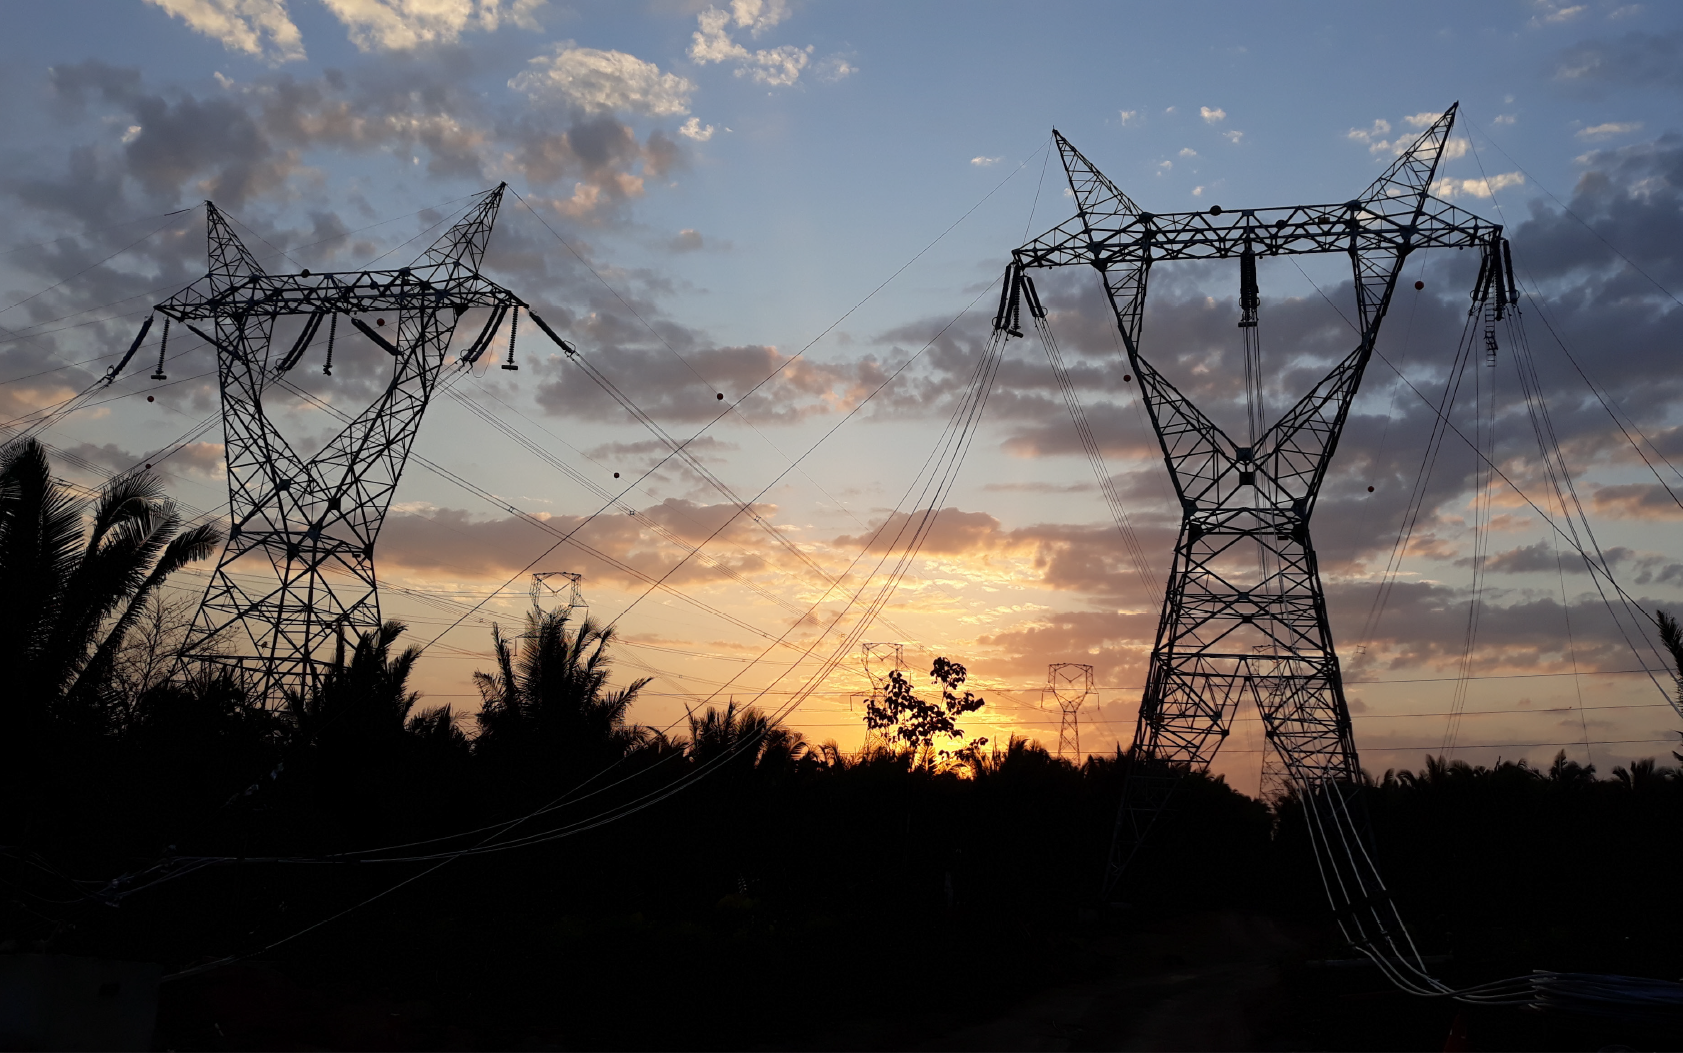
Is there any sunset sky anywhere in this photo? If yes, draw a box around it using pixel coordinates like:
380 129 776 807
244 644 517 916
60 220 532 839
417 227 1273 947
3 0 1682 793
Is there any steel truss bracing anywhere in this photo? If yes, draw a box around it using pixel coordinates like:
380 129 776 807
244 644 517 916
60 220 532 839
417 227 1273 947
1046 662 1094 761
997 106 1506 919
159 185 527 702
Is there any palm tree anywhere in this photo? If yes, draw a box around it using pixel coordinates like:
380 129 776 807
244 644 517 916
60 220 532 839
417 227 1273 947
0 438 221 736
286 619 423 754
684 700 808 774
473 608 652 775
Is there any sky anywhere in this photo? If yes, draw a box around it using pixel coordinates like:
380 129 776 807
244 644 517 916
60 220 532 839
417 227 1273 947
2 0 1682 793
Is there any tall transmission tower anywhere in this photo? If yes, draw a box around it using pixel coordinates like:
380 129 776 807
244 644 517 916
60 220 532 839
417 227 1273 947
156 185 534 702
531 571 586 615
858 641 905 754
995 106 1508 907
1046 663 1094 761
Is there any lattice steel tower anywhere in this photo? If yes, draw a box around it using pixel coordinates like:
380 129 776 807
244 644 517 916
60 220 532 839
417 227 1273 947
157 185 531 701
1046 663 1094 761
995 106 1507 896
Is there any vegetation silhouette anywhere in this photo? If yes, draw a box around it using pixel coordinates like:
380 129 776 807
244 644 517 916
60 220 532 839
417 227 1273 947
0 442 1679 1049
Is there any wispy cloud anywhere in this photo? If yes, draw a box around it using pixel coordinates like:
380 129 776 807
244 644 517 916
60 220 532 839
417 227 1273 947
1578 121 1643 139
142 0 305 63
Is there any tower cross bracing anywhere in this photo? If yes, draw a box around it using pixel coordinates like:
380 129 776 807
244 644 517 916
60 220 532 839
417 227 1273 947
997 106 1504 895
158 185 528 702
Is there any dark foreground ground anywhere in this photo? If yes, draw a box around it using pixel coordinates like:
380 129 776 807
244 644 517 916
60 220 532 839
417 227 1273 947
154 903 1680 1052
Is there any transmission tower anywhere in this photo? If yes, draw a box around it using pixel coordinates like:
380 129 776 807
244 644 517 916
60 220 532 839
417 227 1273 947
995 106 1509 909
858 641 905 754
156 185 536 702
1046 663 1094 761
531 571 586 615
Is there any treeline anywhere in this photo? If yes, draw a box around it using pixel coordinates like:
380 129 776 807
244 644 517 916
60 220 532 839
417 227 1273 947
4 439 1682 1047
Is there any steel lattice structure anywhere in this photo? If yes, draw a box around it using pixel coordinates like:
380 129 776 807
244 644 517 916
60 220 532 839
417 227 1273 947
157 185 527 701
995 106 1507 897
1046 663 1093 761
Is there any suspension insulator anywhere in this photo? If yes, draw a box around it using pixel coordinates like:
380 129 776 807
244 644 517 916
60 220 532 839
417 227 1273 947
1238 247 1260 328
323 313 337 376
501 308 520 370
148 316 168 381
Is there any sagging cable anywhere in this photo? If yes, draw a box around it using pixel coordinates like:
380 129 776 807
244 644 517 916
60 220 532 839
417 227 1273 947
103 315 154 386
456 304 508 366
275 310 327 373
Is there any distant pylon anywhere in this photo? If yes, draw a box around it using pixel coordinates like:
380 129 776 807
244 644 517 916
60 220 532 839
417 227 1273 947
859 642 905 755
1047 663 1094 761
531 571 585 615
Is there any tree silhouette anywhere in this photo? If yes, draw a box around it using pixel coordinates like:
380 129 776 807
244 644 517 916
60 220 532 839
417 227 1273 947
473 608 652 785
0 438 220 737
865 656 988 759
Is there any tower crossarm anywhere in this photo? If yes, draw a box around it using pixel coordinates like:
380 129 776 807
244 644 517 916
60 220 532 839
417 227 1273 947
155 267 522 323
1012 195 1494 271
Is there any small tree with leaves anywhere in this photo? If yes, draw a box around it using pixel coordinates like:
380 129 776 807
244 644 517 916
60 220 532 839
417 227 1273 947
865 656 988 761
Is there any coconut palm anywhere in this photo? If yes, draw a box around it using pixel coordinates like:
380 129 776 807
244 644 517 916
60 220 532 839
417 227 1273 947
0 438 221 735
286 619 423 754
684 700 808 774
473 608 652 773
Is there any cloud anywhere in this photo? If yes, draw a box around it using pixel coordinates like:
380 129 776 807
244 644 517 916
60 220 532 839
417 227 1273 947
142 0 305 64
689 5 812 86
320 0 539 52
1200 106 1225 123
1554 30 1683 90
815 55 857 82
1493 114 1517 126
1179 147 1198 158
1403 111 1443 129
511 44 694 118
669 228 703 252
1430 172 1525 199
1223 130 1243 144
1578 121 1643 139
970 156 1001 167
1118 110 1137 126
678 116 714 141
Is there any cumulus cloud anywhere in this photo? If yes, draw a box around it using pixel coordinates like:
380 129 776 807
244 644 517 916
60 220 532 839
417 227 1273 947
142 0 305 64
1200 106 1225 123
511 44 695 117
678 116 714 141
1431 172 1525 199
320 0 540 52
1578 121 1643 139
689 4 813 86
815 55 858 82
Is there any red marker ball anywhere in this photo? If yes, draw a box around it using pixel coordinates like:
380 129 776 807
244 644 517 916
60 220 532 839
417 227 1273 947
1414 281 1424 291
614 472 620 478
1123 374 1132 382
147 395 155 402
1367 485 1375 492
717 392 724 400
144 464 151 470
376 318 386 327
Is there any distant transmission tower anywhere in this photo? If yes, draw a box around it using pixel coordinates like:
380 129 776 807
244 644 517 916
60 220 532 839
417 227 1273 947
158 184 541 702
859 642 905 754
531 571 586 615
1046 663 1094 761
994 104 1510 925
